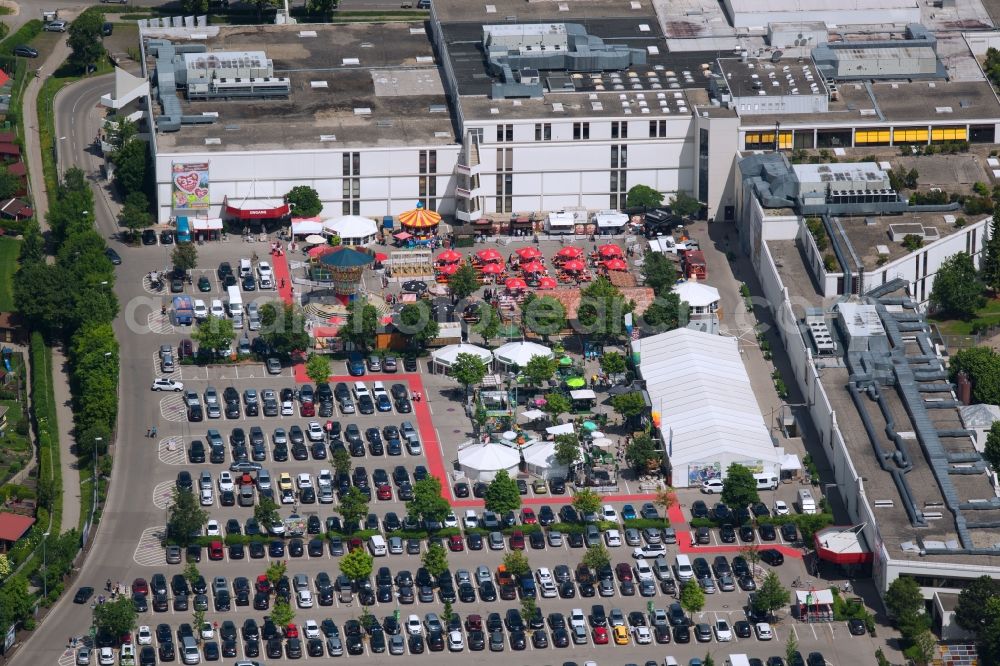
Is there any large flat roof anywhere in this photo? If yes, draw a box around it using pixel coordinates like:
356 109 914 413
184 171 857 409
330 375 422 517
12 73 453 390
718 57 828 99
149 23 456 153
432 0 656 24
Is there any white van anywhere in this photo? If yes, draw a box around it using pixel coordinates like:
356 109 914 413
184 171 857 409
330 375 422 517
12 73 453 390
664 658 679 666
238 258 253 278
725 655 752 666
798 489 817 515
369 535 387 556
754 473 779 490
675 554 693 582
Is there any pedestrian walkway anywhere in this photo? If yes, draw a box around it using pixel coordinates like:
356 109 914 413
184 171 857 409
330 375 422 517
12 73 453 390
52 346 81 534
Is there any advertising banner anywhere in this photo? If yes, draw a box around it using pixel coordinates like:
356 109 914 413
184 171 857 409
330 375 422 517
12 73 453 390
171 162 210 209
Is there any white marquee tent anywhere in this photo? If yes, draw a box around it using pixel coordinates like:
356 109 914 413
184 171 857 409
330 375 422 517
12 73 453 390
430 343 493 373
324 215 379 246
672 281 720 312
458 444 521 482
493 341 554 368
522 440 574 479
635 328 783 488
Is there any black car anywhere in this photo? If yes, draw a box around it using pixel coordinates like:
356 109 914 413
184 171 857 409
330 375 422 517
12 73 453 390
781 522 798 542
759 524 778 541
142 229 157 245
266 638 283 659
559 505 580 523
550 477 566 494
538 505 556 525
848 618 868 636
73 587 94 604
467 532 483 550
158 642 175 662
673 624 691 643
690 500 709 519
13 45 38 58
759 548 785 566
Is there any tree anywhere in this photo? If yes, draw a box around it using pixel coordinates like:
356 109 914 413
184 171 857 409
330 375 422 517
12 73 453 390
954 575 1000 633
905 629 938 666
600 351 626 377
985 422 1000 472
581 544 610 571
306 0 336 17
739 545 762 576
14 263 74 337
271 598 295 630
520 597 537 625
339 301 379 352
611 391 646 425
265 561 287 587
626 184 664 209
654 487 676 517
721 463 760 507
181 0 208 13
18 220 45 266
118 191 153 240
259 302 311 358
93 595 137 637
502 550 531 578
641 252 677 293
475 304 503 346
171 242 198 273
451 352 488 397
522 354 557 387
641 293 686 334
785 632 799 665
183 562 201 588
408 476 451 524
68 11 106 73
981 208 1000 294
0 575 33 631
448 262 479 302
670 190 701 218
484 469 521 514
521 294 566 340
191 315 235 356
284 186 323 218
331 449 352 479
754 571 790 618
679 579 705 618
577 277 632 343
553 433 581 467
625 434 662 474
0 165 20 201
541 392 571 422
305 353 331 386
337 487 369 528
254 496 280 533
111 134 148 196
886 576 926 631
0 553 10 580
572 488 602 517
192 608 206 643
167 488 208 545
339 547 374 582
398 301 439 349
250 0 279 22
978 597 1000 665
422 543 449 578
703 655 716 666
930 252 984 319
948 346 1000 405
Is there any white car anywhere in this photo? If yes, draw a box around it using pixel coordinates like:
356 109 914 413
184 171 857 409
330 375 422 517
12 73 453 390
318 469 333 485
257 261 273 286
205 520 220 537
151 378 183 392
136 626 152 645
303 620 320 639
755 622 773 640
210 299 225 318
297 473 313 489
773 500 790 516
539 579 557 598
97 647 114 666
296 589 314 608
632 625 652 644
280 399 294 416
307 422 324 442
201 622 214 640
715 619 733 641
447 630 464 652
634 558 654 582
536 568 553 585
200 487 213 506
218 471 234 492
443 512 458 528
193 299 208 320
604 529 622 547
570 608 586 630
601 504 617 522
463 510 479 529
406 614 423 636
701 478 724 494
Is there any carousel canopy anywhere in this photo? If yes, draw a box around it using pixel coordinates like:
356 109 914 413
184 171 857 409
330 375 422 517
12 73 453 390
316 246 375 268
493 341 553 367
672 281 720 308
324 215 378 240
431 343 492 368
399 205 441 229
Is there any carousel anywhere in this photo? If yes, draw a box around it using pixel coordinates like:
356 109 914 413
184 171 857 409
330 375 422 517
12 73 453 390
397 202 441 241
312 246 374 303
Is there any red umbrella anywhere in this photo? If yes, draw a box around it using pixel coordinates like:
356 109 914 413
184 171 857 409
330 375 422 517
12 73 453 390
516 247 543 260
374 252 388 263
520 261 546 274
505 277 527 290
480 262 504 274
476 248 503 263
598 244 623 257
437 263 459 275
538 277 558 290
556 247 584 259
562 259 586 272
603 258 628 271
437 249 462 263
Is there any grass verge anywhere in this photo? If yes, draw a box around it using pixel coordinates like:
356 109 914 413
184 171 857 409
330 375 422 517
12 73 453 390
0 19 42 55
0 235 19 309
930 296 1000 336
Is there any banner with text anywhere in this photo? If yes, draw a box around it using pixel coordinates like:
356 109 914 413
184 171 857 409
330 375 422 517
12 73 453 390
171 162 210 210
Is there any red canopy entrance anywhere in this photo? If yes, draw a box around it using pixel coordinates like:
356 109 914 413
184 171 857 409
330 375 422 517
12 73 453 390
223 196 290 220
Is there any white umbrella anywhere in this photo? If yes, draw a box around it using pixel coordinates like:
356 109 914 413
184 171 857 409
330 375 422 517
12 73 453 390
305 234 326 245
591 437 615 450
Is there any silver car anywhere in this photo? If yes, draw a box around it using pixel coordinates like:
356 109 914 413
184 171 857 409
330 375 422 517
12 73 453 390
598 578 615 597
547 531 564 547
389 634 405 655
326 635 343 656
488 531 505 550
624 528 642 546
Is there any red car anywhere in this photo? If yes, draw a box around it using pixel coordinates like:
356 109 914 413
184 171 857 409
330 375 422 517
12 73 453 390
376 485 392 501
448 535 464 552
465 614 483 632
593 626 609 644
520 508 537 525
300 402 315 417
208 541 224 560
509 530 525 550
348 537 363 552
615 563 633 582
285 624 299 639
132 578 149 596
255 575 271 594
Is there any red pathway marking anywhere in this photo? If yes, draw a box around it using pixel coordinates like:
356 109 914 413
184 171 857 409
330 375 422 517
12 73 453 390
271 250 294 304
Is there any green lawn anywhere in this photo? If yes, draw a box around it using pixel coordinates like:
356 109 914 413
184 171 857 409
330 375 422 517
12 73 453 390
0 236 19 311
930 297 1000 336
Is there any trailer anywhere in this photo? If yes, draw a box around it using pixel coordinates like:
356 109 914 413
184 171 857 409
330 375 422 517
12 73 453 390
681 249 707 280
172 296 194 325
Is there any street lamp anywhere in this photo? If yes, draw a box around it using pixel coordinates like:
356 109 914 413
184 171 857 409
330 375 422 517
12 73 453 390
42 532 50 600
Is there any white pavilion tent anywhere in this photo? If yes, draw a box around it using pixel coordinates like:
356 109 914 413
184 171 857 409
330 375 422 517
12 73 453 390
430 343 493 374
323 215 379 246
671 281 720 314
458 444 521 482
493 341 554 368
522 440 574 479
